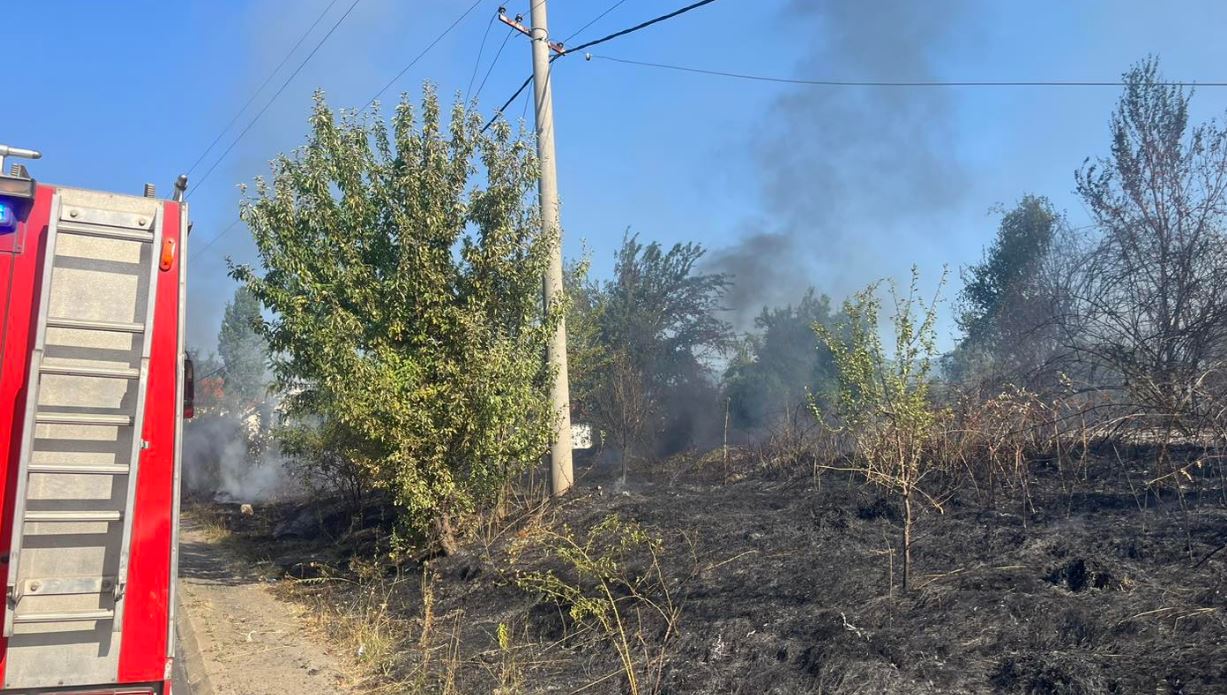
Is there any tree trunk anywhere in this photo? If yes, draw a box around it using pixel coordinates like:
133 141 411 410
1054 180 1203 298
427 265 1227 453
902 491 913 592
435 513 459 556
621 444 629 487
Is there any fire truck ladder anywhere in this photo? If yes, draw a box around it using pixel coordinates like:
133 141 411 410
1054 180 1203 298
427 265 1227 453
4 192 162 637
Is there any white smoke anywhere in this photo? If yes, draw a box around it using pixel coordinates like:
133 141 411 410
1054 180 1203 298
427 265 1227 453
182 410 299 503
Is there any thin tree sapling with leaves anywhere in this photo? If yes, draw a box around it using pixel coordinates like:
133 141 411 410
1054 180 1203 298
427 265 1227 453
813 266 948 592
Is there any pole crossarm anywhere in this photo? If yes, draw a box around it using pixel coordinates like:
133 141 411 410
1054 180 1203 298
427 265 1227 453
499 7 566 54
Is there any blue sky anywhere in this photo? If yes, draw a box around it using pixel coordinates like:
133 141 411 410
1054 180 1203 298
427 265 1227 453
6 1 1227 352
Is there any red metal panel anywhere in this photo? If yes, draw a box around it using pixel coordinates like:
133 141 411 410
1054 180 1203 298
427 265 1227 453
0 185 54 686
117 201 182 682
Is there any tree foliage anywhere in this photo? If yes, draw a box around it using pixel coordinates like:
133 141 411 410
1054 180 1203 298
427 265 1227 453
957 196 1057 342
814 267 947 590
232 89 558 547
600 234 731 388
724 288 842 428
950 196 1068 386
217 286 268 413
574 234 732 460
564 256 608 424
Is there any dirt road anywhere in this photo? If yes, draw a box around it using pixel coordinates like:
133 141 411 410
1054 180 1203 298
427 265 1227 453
175 519 351 694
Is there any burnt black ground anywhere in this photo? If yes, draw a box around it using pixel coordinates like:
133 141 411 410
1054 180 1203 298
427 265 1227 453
214 452 1227 694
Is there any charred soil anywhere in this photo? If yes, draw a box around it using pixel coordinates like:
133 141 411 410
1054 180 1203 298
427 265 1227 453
210 453 1227 694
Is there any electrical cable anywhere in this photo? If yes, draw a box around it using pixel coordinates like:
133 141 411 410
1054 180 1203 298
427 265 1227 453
588 54 1227 88
196 365 225 382
483 0 720 130
465 13 497 101
187 0 343 175
484 74 534 132
190 219 243 261
361 0 484 110
562 0 718 56
519 79 533 121
190 0 365 197
562 0 630 44
473 28 517 102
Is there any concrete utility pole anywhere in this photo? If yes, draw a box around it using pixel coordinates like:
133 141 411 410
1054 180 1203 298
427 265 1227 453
527 0 574 496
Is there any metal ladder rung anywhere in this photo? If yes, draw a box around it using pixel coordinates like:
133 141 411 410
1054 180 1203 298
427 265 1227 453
4 192 165 641
45 316 144 333
28 464 130 475
34 411 133 426
57 219 154 242
23 576 114 596
24 510 122 523
12 609 114 625
39 364 139 379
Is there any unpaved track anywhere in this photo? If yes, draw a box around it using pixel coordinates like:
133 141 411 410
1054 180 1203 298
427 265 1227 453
176 519 351 694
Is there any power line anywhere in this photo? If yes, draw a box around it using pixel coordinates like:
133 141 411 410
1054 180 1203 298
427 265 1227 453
562 0 630 44
187 0 343 175
190 219 243 261
361 0 484 111
474 28 516 102
520 79 533 121
190 0 365 198
563 0 718 55
197 365 225 382
465 13 497 101
192 1 486 259
484 74 535 131
589 54 1227 88
483 0 719 129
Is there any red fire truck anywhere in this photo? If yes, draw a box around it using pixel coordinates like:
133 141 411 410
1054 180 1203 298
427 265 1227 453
0 144 191 694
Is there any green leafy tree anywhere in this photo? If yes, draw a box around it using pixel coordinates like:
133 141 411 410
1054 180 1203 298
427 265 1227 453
814 267 947 591
580 234 732 462
217 286 268 413
952 196 1064 385
724 288 842 429
600 234 731 387
232 88 558 551
564 256 608 426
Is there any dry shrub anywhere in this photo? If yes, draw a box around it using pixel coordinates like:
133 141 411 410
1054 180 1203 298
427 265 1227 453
953 387 1048 516
752 402 843 474
515 515 684 695
282 560 474 694
282 563 415 692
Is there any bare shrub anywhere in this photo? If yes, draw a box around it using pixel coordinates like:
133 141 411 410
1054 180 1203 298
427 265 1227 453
1067 58 1227 472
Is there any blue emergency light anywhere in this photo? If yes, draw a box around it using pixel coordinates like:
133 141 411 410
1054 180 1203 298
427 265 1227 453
0 144 41 233
0 201 15 232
